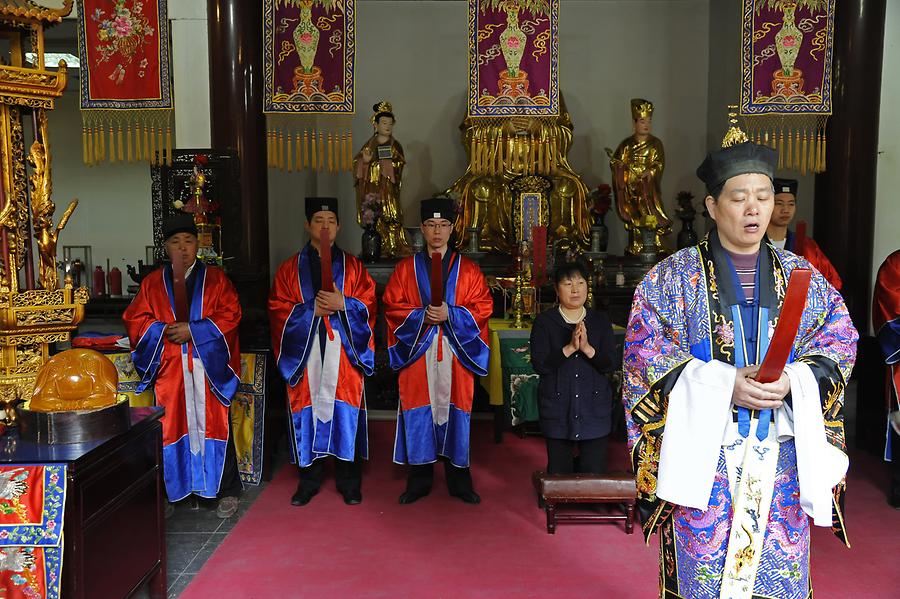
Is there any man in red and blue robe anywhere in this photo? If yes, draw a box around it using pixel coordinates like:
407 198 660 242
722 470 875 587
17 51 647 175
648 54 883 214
123 214 242 518
766 177 843 290
384 197 493 504
269 197 376 506
874 249 900 508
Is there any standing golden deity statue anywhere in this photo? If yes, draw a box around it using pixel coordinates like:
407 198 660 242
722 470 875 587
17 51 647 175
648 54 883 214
28 115 78 291
353 101 410 257
607 99 672 254
447 96 591 254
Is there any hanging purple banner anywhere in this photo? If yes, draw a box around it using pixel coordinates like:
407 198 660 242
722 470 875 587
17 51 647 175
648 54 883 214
739 0 835 115
263 0 355 114
468 0 559 118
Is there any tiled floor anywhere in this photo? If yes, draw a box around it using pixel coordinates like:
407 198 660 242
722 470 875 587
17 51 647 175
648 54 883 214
168 483 270 597
132 481 269 598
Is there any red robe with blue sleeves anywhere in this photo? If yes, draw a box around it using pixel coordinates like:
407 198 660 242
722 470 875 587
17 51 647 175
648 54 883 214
268 245 376 467
384 251 492 467
784 229 843 290
123 263 241 501
874 250 900 440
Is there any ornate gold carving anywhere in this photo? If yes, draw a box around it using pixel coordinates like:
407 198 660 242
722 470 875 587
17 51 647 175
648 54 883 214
5 365 44 376
0 332 68 346
29 108 78 290
15 308 74 327
0 65 64 88
15 343 41 367
0 95 52 109
9 106 28 271
12 289 64 306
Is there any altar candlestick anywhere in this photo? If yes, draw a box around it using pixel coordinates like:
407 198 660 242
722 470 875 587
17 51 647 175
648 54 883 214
320 229 334 292
431 252 442 307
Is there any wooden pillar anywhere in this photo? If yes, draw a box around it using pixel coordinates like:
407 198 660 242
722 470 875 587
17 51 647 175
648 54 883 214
814 0 887 330
208 0 269 346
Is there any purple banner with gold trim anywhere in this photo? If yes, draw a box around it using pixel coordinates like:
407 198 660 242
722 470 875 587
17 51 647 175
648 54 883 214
264 0 355 114
468 0 559 118
739 0 835 115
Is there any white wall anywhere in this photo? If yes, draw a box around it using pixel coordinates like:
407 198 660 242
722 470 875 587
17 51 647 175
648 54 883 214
268 0 711 266
872 0 900 330
170 0 211 148
47 86 155 280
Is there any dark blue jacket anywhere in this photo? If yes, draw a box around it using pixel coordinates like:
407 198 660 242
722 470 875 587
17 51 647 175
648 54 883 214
530 308 616 441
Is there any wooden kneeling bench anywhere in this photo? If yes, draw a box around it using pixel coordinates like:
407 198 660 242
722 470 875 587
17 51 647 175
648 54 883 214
533 471 637 534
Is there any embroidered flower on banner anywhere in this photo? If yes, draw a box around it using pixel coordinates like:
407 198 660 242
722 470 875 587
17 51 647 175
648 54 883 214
91 0 156 80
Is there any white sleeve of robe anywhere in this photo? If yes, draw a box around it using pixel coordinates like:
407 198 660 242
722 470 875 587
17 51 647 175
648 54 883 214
778 362 849 526
656 358 736 509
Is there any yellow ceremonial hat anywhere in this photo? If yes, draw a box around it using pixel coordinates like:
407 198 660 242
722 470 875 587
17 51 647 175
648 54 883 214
630 98 653 120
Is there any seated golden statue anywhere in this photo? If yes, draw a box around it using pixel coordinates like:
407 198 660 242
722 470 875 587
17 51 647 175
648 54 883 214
607 98 672 254
30 349 118 412
447 96 591 254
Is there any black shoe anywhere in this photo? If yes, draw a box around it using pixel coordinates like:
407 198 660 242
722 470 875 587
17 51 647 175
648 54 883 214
398 490 429 505
342 489 362 505
291 486 318 506
451 490 481 504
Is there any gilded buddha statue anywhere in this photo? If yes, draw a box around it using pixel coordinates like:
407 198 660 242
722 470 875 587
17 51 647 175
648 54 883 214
447 96 591 254
353 101 410 257
607 98 672 254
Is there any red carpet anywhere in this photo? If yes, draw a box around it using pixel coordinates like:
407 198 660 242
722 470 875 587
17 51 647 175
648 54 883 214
182 422 900 598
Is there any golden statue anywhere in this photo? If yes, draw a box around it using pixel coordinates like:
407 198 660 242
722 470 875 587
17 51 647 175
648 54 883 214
447 96 591 254
607 98 672 254
353 101 410 257
28 128 78 291
30 349 118 412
